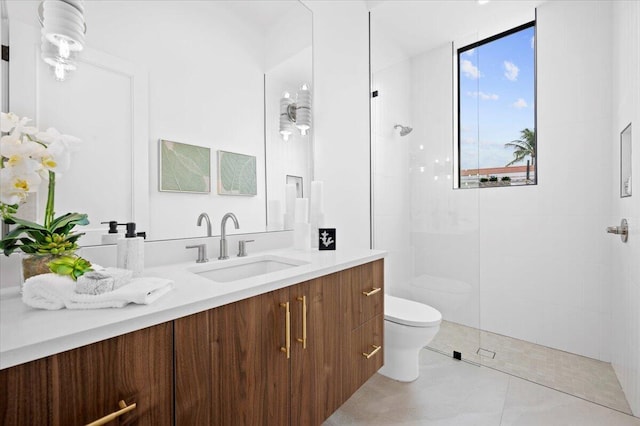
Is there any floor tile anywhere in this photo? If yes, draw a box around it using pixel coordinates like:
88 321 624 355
429 320 632 414
325 349 640 426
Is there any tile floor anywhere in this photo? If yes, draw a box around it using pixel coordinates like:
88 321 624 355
428 320 632 414
324 350 640 426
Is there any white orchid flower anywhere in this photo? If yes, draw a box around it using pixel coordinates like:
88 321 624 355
0 138 43 173
35 127 82 151
1 135 41 156
1 112 20 132
0 166 42 205
39 139 72 176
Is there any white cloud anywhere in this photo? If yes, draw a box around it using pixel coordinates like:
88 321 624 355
504 61 519 81
512 98 528 109
464 48 475 56
461 59 480 79
467 91 499 101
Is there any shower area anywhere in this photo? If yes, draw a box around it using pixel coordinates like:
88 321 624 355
370 0 639 417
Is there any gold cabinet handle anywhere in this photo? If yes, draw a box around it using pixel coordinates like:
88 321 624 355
296 296 307 349
86 400 136 426
362 345 381 359
362 287 381 297
279 302 291 359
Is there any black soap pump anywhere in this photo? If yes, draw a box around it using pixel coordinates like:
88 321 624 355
116 222 145 277
100 221 124 244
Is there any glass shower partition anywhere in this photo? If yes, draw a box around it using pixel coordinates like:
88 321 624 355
370 11 482 366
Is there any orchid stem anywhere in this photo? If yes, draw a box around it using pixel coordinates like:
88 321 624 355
44 171 55 228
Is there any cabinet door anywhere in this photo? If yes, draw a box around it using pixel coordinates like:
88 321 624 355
342 260 384 331
0 357 49 424
0 323 173 426
175 288 290 426
290 274 342 425
49 323 173 426
342 315 384 399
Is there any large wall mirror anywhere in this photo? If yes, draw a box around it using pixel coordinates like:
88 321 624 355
4 0 313 245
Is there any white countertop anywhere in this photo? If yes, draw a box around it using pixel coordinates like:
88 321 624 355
0 248 385 370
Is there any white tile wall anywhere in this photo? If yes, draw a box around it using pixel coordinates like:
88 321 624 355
611 0 640 415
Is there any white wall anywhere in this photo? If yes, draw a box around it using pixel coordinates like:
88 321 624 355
303 0 371 250
611 0 640 415
475 0 614 361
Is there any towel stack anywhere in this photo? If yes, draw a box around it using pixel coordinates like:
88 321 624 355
22 270 174 310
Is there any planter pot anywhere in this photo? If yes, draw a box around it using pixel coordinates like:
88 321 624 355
21 253 59 282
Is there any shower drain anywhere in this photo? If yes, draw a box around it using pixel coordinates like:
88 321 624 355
476 348 496 359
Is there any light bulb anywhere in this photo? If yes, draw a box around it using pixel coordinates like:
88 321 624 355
58 38 70 59
419 144 424 150
54 62 66 81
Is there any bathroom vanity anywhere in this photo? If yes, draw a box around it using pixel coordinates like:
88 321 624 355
0 249 384 425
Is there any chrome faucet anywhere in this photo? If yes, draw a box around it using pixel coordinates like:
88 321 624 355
219 212 239 260
197 212 212 237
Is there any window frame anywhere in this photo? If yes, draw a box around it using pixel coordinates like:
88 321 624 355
455 20 537 189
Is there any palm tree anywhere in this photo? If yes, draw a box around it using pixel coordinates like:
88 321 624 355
505 128 536 167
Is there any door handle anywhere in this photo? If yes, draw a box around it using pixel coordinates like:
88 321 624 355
606 219 628 243
279 302 291 359
296 296 307 349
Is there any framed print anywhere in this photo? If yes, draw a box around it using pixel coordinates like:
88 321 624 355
159 139 210 193
217 150 257 196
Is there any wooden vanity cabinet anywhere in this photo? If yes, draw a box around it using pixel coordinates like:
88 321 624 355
174 272 344 426
0 322 173 426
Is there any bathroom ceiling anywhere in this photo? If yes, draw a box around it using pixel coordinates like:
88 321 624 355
369 0 546 60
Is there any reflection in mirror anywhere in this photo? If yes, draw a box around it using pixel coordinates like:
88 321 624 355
4 0 312 245
621 123 632 198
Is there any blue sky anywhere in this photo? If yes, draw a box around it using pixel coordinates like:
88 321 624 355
459 25 535 170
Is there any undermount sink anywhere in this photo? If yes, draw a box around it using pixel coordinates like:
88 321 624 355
189 255 309 283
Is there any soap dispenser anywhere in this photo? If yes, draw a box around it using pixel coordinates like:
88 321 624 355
116 222 145 277
100 221 124 244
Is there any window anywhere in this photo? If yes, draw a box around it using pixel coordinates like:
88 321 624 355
457 22 536 188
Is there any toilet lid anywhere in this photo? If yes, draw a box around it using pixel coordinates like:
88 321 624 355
385 294 442 327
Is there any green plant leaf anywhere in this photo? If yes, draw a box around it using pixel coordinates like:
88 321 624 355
5 217 48 231
49 213 89 232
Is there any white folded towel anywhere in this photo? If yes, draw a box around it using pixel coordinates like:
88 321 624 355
22 273 174 310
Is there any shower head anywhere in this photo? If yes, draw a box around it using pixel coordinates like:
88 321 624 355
394 124 413 136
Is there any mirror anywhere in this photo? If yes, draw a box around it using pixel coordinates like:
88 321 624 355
621 123 632 197
4 0 312 244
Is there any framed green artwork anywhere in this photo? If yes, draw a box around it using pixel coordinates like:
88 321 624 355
217 150 257 196
159 139 211 193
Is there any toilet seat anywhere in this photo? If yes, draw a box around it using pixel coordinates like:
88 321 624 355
385 294 442 327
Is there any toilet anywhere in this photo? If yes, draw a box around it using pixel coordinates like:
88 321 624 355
379 294 442 382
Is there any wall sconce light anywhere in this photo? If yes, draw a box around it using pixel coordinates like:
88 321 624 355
279 83 312 141
38 0 86 81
